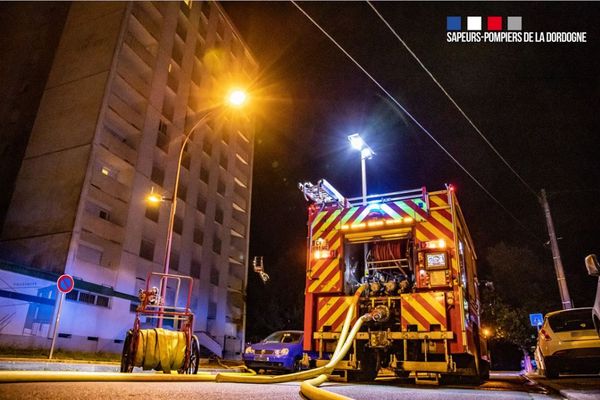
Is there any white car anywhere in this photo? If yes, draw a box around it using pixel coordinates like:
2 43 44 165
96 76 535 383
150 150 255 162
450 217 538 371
585 254 600 334
535 307 600 378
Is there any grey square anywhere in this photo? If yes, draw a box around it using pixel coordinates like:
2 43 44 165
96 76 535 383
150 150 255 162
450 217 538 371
507 16 522 31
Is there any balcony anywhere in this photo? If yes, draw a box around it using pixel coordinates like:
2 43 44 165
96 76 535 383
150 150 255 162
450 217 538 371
227 274 243 293
232 192 247 211
229 217 245 238
81 213 125 244
131 4 161 41
90 169 130 202
100 128 137 165
123 31 156 69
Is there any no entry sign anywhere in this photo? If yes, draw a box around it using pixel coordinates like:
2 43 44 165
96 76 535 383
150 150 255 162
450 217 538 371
57 274 74 294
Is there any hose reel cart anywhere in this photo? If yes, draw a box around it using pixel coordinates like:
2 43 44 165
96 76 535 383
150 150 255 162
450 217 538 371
120 272 200 374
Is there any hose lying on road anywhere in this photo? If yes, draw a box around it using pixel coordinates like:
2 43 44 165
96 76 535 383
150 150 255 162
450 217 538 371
0 285 368 400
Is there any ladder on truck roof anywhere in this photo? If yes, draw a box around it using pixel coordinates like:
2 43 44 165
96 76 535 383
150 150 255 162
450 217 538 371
298 179 347 206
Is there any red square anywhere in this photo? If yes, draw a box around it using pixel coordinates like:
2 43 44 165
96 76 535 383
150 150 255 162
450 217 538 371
487 16 502 31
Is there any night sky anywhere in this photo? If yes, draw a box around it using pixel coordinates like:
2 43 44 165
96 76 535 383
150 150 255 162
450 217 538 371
221 1 600 334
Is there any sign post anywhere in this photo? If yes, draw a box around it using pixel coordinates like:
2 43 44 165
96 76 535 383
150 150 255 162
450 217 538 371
49 274 74 360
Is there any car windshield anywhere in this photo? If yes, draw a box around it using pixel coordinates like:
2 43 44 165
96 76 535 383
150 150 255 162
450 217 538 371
262 332 302 344
547 309 594 332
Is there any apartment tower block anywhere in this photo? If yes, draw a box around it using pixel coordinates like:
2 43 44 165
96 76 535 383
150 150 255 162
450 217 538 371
0 1 257 357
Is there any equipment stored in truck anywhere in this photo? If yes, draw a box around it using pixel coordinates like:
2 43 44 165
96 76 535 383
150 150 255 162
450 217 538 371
299 180 489 384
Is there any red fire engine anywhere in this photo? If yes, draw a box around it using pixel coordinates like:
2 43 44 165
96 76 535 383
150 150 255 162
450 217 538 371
299 180 489 384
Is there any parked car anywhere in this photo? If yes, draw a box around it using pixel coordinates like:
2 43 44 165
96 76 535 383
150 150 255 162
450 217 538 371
243 330 304 372
534 307 600 378
585 254 600 335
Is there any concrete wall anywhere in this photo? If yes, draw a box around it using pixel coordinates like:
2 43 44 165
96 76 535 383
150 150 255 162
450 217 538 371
0 2 127 272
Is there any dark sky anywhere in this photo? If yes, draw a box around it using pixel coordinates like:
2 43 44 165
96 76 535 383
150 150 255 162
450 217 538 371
221 1 600 319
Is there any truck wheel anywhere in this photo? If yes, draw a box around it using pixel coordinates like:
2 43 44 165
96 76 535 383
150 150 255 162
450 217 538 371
479 359 490 381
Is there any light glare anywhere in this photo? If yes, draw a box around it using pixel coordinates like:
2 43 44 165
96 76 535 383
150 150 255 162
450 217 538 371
227 89 247 107
348 134 365 150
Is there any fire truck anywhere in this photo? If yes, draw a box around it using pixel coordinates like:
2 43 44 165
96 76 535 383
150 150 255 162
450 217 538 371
299 180 489 384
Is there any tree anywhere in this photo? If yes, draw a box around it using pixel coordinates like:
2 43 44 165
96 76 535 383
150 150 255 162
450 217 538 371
480 242 560 369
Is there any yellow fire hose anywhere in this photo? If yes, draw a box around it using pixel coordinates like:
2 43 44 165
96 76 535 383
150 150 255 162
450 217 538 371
133 328 187 373
0 286 368 400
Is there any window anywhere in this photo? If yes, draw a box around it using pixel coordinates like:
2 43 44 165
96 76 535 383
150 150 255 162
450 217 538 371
202 140 212 156
210 267 219 285
176 22 187 42
200 1 210 19
151 165 164 185
101 166 116 178
212 235 221 254
145 205 159 222
217 179 226 196
158 119 168 135
157 120 169 151
177 184 187 201
96 295 110 308
191 260 201 278
196 195 207 212
208 301 217 319
66 290 79 301
174 216 183 234
170 252 179 271
193 227 204 245
219 153 228 169
215 207 224 224
139 238 155 261
79 292 96 304
216 17 225 39
77 244 103 265
200 166 210 184
180 0 191 16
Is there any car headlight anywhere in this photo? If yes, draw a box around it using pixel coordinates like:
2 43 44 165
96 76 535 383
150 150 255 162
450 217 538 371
244 346 255 354
274 348 289 356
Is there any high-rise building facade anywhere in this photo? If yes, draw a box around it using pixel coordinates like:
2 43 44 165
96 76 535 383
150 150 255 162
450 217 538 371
0 1 257 357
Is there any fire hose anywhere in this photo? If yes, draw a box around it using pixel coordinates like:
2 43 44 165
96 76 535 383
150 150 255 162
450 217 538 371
0 286 369 400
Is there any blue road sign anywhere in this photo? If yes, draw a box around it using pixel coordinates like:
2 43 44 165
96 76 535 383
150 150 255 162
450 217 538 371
57 274 74 294
529 313 544 327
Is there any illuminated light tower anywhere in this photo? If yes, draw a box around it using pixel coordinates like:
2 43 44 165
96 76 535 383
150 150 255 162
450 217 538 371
348 133 375 277
147 89 249 327
348 133 375 205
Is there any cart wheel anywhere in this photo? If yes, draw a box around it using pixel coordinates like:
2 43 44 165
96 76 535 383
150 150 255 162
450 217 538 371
186 335 200 374
120 329 134 373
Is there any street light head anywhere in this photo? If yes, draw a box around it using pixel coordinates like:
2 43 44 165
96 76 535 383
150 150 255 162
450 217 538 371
361 147 374 159
227 89 247 107
146 187 164 204
348 133 365 151
146 193 163 204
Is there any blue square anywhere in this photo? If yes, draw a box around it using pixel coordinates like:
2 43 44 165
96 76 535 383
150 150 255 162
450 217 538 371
447 16 461 31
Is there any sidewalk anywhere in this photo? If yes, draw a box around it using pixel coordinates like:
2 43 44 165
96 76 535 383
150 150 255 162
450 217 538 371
0 357 245 374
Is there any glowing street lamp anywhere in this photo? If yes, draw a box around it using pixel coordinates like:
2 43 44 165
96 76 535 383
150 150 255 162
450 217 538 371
148 88 248 327
347 133 375 205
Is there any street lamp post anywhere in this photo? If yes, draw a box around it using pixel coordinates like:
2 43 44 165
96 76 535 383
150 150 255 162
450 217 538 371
149 90 248 328
348 133 375 278
348 133 374 205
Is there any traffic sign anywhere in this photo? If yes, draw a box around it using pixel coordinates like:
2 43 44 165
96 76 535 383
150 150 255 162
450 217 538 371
57 274 74 294
529 313 544 327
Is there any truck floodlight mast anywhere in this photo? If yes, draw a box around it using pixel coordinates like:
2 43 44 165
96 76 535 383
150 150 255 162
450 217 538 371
298 180 489 384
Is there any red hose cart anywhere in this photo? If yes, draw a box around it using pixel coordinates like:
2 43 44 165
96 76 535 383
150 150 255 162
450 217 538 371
120 272 200 374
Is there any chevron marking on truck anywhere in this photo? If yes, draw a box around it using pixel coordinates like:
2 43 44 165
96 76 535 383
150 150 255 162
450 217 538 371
317 296 354 332
401 292 447 331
